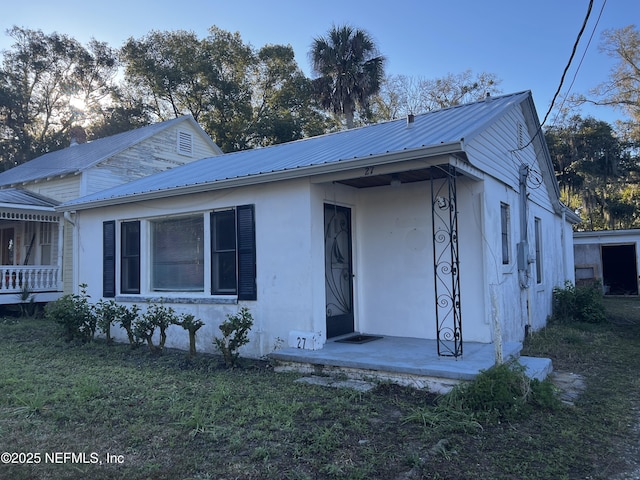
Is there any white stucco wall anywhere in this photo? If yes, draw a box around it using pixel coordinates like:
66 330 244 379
75 178 324 358
72 164 573 357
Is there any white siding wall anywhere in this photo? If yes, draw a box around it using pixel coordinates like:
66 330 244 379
84 124 220 196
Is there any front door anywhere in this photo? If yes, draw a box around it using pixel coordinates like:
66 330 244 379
324 204 354 338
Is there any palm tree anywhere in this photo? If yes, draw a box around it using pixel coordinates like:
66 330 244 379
310 25 385 129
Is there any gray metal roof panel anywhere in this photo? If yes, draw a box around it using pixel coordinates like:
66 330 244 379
61 91 531 208
0 188 59 207
0 116 199 186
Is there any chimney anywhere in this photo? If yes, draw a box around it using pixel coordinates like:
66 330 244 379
69 126 87 146
406 113 415 127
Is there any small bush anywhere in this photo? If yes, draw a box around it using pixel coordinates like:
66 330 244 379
178 313 205 357
119 304 141 347
438 361 560 423
45 284 96 343
552 281 606 324
214 307 253 368
95 299 123 344
134 302 179 353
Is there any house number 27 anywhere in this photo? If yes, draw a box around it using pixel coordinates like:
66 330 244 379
296 337 306 349
364 166 375 176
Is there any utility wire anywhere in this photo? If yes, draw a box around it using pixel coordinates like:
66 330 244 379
552 0 607 125
514 0 595 152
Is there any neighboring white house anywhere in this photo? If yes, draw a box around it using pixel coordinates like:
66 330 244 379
57 91 579 359
0 116 222 304
574 229 640 295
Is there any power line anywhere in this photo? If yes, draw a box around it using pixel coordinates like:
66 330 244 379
552 0 607 125
514 0 595 152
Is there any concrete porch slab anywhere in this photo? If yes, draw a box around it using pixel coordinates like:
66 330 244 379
270 335 549 393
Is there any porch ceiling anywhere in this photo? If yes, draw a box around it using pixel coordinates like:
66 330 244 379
335 165 457 189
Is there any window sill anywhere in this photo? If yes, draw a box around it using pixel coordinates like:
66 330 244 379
116 294 237 305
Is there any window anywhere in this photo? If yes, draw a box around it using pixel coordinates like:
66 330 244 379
39 222 52 265
211 205 256 299
534 217 542 284
151 216 204 292
177 130 193 156
103 205 256 299
121 221 140 294
211 210 236 294
500 203 510 265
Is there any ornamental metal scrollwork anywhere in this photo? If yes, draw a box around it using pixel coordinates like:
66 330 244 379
431 165 463 357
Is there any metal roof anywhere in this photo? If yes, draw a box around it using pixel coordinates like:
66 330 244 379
0 188 59 208
0 116 215 187
60 91 532 210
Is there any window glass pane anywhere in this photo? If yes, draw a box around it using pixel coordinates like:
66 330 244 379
212 210 237 294
215 211 236 250
500 203 510 265
151 216 204 291
535 218 542 283
215 251 237 291
121 221 140 294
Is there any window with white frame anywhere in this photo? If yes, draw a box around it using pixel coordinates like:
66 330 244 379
151 215 204 292
500 203 511 265
534 217 543 284
103 205 256 299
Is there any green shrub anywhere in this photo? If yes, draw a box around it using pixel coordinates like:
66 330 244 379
45 284 96 343
178 313 205 357
95 299 123 344
213 307 253 368
17 282 37 317
134 302 179 353
119 304 141 347
439 361 560 423
552 281 606 324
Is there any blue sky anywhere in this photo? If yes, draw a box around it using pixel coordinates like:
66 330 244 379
0 0 634 126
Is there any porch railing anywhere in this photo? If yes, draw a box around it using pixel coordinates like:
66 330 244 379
0 266 61 293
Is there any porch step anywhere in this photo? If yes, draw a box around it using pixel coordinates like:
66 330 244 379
517 356 553 381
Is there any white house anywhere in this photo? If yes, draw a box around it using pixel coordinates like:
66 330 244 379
0 116 222 303
574 229 640 295
57 91 579 361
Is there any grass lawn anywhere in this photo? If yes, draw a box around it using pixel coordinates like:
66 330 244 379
1 297 639 480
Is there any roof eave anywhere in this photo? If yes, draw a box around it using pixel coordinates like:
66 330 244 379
57 140 465 212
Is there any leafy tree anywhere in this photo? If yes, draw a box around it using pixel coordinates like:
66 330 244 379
0 27 118 169
570 25 640 145
250 44 333 146
372 70 502 120
310 24 385 129
121 27 331 152
546 115 636 229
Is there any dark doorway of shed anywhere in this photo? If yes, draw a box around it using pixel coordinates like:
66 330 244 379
602 244 638 295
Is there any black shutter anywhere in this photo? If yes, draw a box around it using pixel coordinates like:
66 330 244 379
102 221 116 297
236 204 256 300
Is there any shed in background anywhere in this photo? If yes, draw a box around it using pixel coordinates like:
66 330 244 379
574 229 640 295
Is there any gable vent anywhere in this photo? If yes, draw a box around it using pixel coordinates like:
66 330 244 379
517 122 526 149
177 130 193 157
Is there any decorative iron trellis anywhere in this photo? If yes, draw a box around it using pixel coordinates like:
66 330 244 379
431 165 463 357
